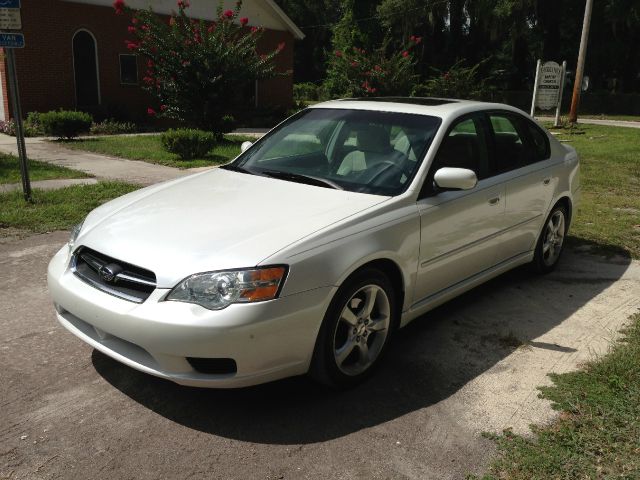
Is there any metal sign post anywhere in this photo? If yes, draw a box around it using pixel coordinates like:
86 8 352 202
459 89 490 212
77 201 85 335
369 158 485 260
0 0 29 201
554 61 567 127
6 47 30 200
530 59 541 117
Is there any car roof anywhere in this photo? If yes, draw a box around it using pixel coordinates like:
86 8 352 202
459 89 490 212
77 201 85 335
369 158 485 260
308 97 528 120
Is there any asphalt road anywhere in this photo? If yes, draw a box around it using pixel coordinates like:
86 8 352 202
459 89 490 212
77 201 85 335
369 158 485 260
1 232 639 480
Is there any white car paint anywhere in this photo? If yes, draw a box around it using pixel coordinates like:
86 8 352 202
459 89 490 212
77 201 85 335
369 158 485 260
48 98 580 387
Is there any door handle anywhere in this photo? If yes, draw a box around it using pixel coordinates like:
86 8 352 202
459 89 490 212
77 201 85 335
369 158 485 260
488 196 500 205
543 178 551 185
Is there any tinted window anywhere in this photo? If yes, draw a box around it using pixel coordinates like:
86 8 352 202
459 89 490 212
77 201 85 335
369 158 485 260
488 114 529 173
433 115 489 179
524 120 550 161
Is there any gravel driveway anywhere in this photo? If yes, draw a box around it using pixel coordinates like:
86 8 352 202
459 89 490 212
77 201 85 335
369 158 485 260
2 232 638 480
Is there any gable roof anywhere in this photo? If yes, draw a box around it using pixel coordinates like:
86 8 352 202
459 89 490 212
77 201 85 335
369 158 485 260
65 0 305 39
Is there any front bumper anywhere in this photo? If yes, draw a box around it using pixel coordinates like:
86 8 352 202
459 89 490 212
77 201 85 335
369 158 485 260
48 246 334 388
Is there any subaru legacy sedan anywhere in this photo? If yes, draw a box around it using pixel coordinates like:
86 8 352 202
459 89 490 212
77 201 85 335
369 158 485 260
48 98 580 388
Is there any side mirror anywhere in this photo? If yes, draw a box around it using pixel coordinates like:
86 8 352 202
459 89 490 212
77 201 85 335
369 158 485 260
240 141 253 153
433 167 478 191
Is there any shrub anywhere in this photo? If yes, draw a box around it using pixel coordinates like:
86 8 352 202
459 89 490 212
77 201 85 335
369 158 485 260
0 112 46 137
412 60 493 100
323 38 420 99
90 119 137 135
293 82 319 102
40 110 93 139
160 128 216 160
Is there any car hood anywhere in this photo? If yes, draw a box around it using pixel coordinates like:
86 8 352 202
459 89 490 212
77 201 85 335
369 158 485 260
79 168 389 287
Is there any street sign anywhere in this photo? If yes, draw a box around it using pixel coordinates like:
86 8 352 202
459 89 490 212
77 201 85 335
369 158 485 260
535 61 563 110
0 32 24 48
0 0 20 29
0 9 20 29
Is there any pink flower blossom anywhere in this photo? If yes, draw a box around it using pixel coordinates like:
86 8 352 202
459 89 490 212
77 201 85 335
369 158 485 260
143 76 154 85
160 105 168 112
240 17 249 26
402 51 409 58
113 0 125 15
335 50 342 57
251 26 259 33
147 107 156 116
177 0 189 8
146 59 154 68
277 42 285 52
131 17 138 24
223 9 233 19
126 41 139 50
127 26 136 34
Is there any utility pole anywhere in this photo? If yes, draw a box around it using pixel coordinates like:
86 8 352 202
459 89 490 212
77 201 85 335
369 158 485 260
568 0 594 124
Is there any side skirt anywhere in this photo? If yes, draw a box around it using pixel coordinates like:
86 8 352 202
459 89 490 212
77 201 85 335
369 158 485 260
400 251 534 327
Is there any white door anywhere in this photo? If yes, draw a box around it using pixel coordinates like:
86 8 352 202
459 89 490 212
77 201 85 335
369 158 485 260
485 112 557 263
413 114 507 303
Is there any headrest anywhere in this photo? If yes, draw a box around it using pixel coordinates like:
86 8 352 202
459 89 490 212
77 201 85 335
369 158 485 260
356 125 391 154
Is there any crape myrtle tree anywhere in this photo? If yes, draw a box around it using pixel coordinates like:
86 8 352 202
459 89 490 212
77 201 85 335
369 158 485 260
322 0 420 98
113 0 284 135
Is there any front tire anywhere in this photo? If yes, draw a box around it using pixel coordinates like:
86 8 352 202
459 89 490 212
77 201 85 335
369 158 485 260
532 204 568 273
310 268 397 389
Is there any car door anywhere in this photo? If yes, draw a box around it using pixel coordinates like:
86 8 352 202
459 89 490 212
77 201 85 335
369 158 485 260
485 112 557 263
413 113 508 304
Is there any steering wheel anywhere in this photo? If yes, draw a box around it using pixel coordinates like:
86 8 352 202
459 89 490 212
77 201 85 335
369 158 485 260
359 160 411 187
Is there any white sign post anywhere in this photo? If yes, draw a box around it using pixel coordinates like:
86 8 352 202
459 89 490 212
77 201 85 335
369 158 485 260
531 60 567 127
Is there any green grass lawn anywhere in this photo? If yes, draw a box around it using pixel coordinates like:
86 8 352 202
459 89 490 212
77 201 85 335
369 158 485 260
475 313 640 479
0 182 139 233
0 154 91 184
546 123 640 259
58 134 254 169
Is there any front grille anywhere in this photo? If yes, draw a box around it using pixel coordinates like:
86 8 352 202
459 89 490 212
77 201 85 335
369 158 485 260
71 247 157 303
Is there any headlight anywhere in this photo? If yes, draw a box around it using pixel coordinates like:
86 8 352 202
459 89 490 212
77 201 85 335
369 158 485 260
166 266 287 310
68 220 84 253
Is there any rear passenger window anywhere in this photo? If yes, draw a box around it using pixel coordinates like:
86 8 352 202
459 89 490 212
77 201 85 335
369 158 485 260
524 121 550 161
488 114 528 173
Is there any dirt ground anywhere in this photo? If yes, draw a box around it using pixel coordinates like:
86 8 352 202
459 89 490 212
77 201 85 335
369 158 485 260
1 232 639 480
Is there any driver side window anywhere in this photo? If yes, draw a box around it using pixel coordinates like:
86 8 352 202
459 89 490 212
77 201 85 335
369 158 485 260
433 116 489 179
420 114 489 197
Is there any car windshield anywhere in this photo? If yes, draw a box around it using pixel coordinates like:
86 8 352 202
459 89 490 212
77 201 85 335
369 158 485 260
228 108 441 196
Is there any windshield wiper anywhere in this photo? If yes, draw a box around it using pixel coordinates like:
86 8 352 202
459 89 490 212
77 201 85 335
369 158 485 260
260 170 343 190
220 164 255 175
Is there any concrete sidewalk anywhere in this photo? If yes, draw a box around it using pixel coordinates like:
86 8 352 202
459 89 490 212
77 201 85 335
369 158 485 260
536 116 640 128
0 134 197 186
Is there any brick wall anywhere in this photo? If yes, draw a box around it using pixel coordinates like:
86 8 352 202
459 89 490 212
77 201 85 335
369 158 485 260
4 0 294 120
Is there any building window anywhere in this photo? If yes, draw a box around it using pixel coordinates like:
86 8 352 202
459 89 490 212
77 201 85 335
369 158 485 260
119 54 138 85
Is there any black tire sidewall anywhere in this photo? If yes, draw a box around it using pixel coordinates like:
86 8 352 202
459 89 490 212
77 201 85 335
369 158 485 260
533 204 568 274
311 268 397 389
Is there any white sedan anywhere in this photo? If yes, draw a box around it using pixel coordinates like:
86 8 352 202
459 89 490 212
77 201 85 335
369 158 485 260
48 98 580 388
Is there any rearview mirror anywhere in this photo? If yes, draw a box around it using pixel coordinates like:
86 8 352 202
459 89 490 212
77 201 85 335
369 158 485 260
433 167 478 191
240 141 253 153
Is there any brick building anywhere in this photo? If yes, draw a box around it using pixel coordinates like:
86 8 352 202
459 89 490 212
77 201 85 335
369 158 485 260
0 0 304 121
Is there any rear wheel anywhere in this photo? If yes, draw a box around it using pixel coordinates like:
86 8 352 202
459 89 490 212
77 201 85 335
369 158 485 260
310 268 396 388
532 204 568 273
